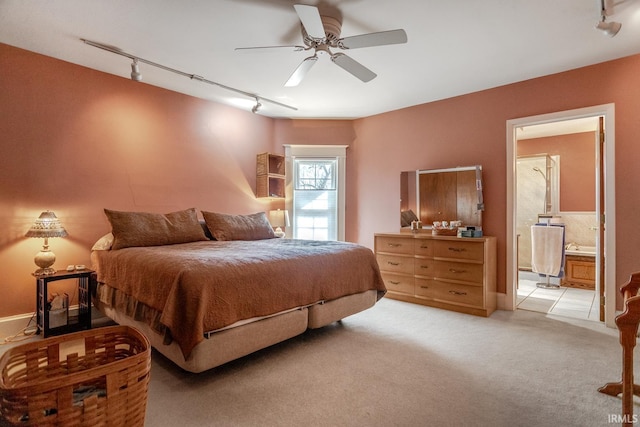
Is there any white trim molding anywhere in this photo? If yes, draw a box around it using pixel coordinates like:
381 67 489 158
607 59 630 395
505 104 616 327
284 145 348 241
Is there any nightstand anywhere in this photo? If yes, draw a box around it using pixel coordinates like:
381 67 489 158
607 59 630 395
36 269 94 337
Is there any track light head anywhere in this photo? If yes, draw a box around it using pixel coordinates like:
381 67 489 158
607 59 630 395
595 19 621 37
596 0 621 37
251 99 262 114
130 59 142 81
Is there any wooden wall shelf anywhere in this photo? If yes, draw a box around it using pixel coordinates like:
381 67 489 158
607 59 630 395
256 152 285 198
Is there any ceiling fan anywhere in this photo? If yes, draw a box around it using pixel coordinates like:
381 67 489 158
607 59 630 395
235 4 407 87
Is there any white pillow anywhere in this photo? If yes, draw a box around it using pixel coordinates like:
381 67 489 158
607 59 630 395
91 233 114 251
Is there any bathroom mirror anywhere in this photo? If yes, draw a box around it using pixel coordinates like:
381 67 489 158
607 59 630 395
400 166 484 229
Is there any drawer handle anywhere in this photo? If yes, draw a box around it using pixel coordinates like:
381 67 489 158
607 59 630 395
449 268 467 274
448 247 466 252
420 265 429 269
388 261 400 266
388 243 401 248
420 245 429 249
449 290 467 296
420 285 429 289
389 281 400 285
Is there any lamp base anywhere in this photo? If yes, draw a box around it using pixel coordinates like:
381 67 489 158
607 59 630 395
33 267 56 276
274 227 285 238
33 247 56 276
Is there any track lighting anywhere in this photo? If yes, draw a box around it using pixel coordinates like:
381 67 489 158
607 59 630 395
81 39 297 111
130 58 142 81
251 98 262 114
596 0 621 37
596 19 621 37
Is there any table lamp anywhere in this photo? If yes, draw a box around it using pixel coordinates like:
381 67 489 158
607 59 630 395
269 209 290 238
25 211 68 276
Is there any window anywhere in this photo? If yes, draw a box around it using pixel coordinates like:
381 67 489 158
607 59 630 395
284 145 347 241
294 159 337 240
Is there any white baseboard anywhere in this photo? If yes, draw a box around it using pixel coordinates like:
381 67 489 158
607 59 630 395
0 312 36 338
0 306 110 339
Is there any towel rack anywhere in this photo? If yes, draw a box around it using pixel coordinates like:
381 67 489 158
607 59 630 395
531 222 565 289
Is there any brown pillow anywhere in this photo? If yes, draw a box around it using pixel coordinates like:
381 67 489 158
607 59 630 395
104 208 208 250
202 211 276 241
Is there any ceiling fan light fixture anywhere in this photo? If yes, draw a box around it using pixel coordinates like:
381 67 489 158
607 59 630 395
130 58 142 81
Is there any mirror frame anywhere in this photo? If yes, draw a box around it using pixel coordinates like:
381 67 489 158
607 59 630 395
401 165 484 229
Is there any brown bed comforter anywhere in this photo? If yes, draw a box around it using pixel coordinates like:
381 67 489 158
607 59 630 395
94 239 386 358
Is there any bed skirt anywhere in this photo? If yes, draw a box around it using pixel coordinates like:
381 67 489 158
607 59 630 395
93 289 378 373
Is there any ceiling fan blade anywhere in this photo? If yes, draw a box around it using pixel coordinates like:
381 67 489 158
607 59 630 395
331 53 376 82
340 29 408 49
285 55 318 87
293 4 326 40
235 45 307 53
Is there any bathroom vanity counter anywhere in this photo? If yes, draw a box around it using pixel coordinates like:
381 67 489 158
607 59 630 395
562 254 596 290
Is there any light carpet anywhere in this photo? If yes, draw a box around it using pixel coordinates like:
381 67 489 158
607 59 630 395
144 298 633 427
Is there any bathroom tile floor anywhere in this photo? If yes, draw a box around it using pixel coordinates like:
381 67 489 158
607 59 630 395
517 271 599 321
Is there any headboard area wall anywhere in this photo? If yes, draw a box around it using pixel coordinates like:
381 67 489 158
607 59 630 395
0 43 277 317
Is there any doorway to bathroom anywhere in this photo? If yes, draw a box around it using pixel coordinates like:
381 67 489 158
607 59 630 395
505 104 616 327
516 147 597 320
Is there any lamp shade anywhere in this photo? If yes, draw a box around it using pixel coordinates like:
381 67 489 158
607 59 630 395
25 211 68 238
269 209 290 228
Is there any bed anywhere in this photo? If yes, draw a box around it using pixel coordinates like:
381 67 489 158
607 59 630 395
90 208 386 373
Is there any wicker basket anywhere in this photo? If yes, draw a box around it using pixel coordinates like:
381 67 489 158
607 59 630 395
0 325 150 426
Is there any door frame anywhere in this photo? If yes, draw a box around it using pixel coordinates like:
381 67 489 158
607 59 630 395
505 104 616 327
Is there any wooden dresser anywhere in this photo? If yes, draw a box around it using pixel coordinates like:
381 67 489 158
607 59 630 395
374 232 497 317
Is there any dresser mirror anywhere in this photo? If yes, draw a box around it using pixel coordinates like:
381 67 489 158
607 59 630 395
400 165 484 229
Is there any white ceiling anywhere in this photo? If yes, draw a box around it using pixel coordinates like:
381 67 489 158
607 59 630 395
2 0 640 119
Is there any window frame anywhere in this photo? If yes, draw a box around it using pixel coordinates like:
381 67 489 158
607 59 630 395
284 145 348 241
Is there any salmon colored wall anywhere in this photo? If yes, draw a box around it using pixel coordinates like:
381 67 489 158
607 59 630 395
4 42 640 318
339 54 640 302
518 132 596 212
0 44 279 317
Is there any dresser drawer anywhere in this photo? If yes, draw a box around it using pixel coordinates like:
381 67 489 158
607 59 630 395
434 240 484 262
377 254 414 275
414 258 435 277
431 281 483 307
434 260 483 284
381 272 414 295
415 277 436 299
376 236 413 255
414 238 434 257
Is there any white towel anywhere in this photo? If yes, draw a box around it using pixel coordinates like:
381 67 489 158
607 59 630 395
531 225 564 276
